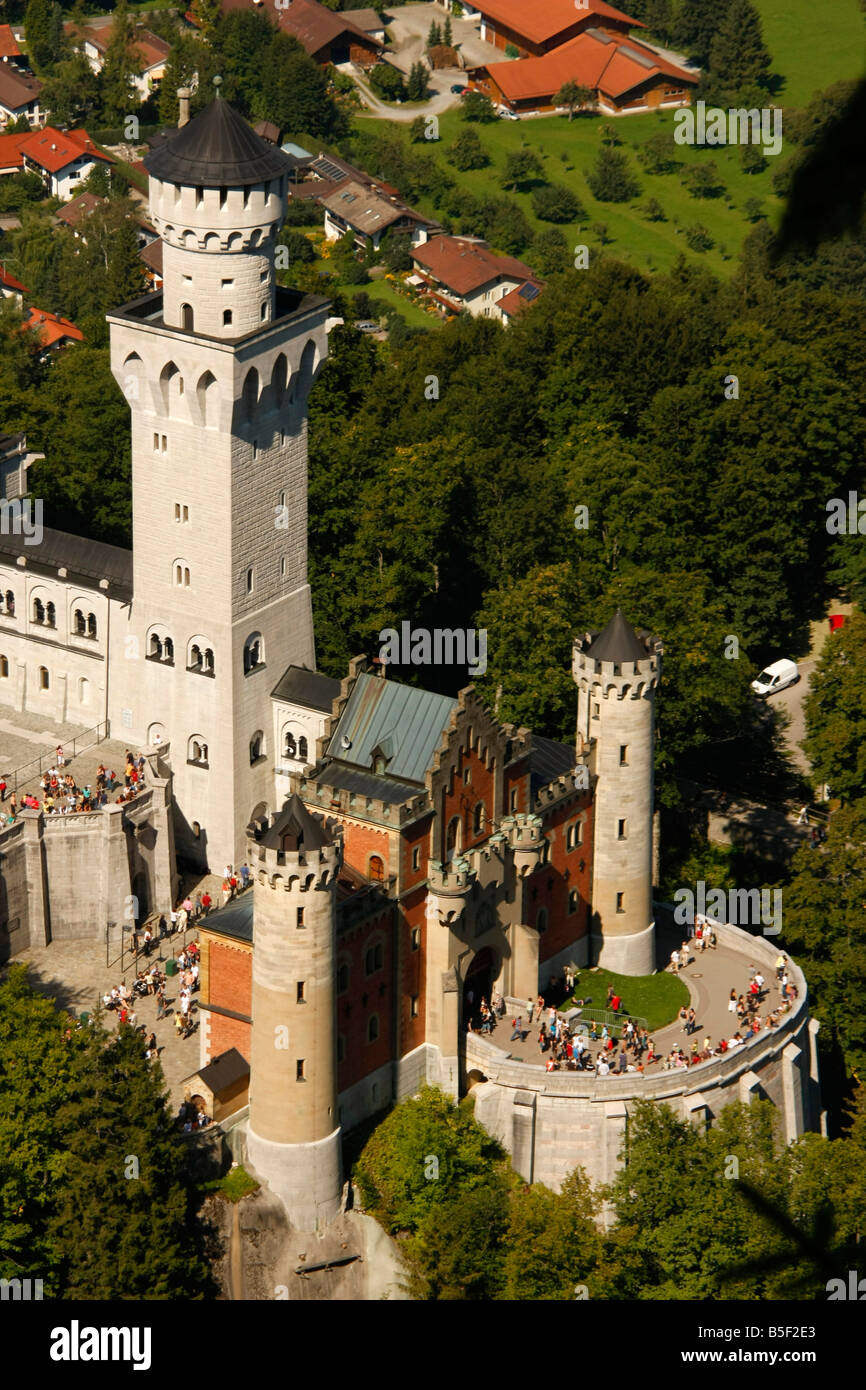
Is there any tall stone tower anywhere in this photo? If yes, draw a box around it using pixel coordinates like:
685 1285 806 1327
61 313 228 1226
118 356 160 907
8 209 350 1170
245 795 343 1231
107 95 331 868
573 610 662 975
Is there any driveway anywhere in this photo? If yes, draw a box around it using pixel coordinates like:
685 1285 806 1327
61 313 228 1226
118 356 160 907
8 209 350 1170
767 601 852 778
384 3 502 71
350 63 463 121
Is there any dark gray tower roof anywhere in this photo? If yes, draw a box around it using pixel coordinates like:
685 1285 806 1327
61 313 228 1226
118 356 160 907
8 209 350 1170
143 96 295 188
260 794 332 853
586 609 649 663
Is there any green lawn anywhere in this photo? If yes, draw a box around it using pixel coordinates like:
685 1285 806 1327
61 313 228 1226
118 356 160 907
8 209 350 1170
754 0 866 107
348 275 438 328
563 966 688 1032
199 1164 260 1203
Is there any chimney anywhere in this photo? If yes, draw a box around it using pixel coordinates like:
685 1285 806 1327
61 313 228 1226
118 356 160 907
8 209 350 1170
177 87 191 129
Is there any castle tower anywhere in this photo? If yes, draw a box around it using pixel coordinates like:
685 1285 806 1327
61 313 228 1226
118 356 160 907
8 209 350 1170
245 795 343 1231
573 610 662 975
107 95 331 867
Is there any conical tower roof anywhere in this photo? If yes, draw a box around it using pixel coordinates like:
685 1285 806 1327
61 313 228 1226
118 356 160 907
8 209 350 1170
259 794 332 853
144 96 294 188
585 609 649 664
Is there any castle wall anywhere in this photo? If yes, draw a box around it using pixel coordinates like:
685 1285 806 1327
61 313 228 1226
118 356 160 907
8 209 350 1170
0 568 114 723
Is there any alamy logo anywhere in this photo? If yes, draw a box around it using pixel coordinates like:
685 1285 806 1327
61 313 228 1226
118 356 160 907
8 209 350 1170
826 492 866 535
0 497 43 546
378 623 487 676
674 880 782 935
674 100 783 157
826 1271 866 1300
0 1277 43 1299
49 1321 152 1371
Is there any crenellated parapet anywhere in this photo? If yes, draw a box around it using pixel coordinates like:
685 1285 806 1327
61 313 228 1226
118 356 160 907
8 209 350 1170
501 812 545 878
573 623 662 702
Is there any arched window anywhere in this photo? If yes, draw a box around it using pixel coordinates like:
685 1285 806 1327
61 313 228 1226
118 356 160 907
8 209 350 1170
472 801 485 836
0 655 8 677
445 815 461 860
147 627 173 663
204 648 214 672
33 597 45 624
196 370 218 428
367 1014 379 1043
74 608 85 634
188 737 208 766
536 908 548 934
38 665 49 690
46 601 56 627
173 562 191 588
250 731 264 764
243 632 263 674
284 732 297 758
337 962 350 995
369 855 385 884
5 590 14 615
298 735 308 760
181 303 193 332
567 820 584 851
190 643 201 669
87 612 96 638
79 677 90 705
568 889 579 915
223 309 232 326
164 636 174 662
149 633 162 659
242 368 259 423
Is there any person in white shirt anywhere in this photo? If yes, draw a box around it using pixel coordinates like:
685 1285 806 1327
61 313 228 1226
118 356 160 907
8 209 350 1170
597 1057 610 1076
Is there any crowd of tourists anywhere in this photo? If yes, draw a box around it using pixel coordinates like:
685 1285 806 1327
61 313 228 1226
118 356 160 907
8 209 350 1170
0 751 148 822
466 949 797 1079
102 939 201 1044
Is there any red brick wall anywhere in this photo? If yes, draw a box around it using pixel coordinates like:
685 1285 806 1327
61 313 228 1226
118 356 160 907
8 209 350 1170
533 792 594 963
399 888 427 1055
207 1010 251 1065
441 742 497 853
199 933 253 1064
504 754 530 816
336 908 394 1091
400 815 432 893
330 815 394 881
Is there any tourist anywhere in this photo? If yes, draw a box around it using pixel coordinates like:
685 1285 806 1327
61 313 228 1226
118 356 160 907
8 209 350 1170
796 805 809 825
240 863 250 891
678 1006 689 1032
492 988 504 1016
670 948 680 973
685 1007 697 1036
56 745 65 768
0 774 6 802
222 879 231 907
680 941 690 967
610 993 621 1013
597 1055 610 1076
174 1010 184 1038
144 1031 157 1060
194 892 202 920
776 952 787 982
728 988 737 1014
510 1016 524 1042
176 905 188 933
526 996 535 1024
201 891 212 917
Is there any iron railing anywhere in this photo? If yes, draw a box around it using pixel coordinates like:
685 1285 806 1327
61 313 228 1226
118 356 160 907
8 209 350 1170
7 721 110 794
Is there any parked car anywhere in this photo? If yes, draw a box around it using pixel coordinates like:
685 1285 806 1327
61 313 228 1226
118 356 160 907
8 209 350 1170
355 321 380 333
498 105 519 120
451 84 467 94
751 658 800 697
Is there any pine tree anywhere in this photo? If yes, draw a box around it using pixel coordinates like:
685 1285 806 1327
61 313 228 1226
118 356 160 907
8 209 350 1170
99 0 141 126
443 14 453 45
406 61 430 103
707 0 772 98
426 19 441 48
24 0 57 72
672 0 731 66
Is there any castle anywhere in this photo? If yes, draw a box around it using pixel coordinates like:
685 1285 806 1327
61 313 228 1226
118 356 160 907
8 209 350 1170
0 100 821 1234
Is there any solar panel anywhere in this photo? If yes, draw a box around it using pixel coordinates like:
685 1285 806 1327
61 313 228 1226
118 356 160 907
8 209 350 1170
620 45 655 68
519 282 540 301
313 156 346 181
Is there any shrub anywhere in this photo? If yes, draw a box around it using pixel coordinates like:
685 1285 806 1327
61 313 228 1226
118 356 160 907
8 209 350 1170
447 128 489 170
684 222 714 251
461 91 498 123
642 196 666 222
531 183 585 223
370 63 406 102
586 148 640 202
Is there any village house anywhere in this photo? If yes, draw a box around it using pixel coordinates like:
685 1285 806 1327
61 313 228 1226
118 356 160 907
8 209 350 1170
200 0 383 67
17 127 111 200
0 64 42 129
466 0 641 59
64 19 172 101
0 24 29 73
23 307 84 357
411 235 544 320
474 25 697 114
322 180 435 253
0 262 28 307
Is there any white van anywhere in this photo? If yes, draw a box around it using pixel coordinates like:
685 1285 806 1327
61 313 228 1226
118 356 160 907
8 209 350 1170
751 658 799 697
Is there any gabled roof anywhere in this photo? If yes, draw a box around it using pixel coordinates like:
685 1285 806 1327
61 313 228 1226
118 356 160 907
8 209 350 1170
270 663 341 712
496 278 545 317
201 0 382 57
139 238 163 275
144 95 294 188
24 307 83 348
322 179 409 237
585 609 649 663
328 672 456 785
55 191 107 227
258 792 332 852
0 132 28 171
0 23 22 58
0 64 42 112
187 1046 250 1094
412 235 536 297
474 0 642 46
483 27 696 103
0 262 28 295
21 126 109 175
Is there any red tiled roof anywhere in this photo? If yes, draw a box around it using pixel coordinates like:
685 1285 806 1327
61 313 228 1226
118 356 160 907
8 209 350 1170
0 131 29 171
412 236 536 297
139 239 163 275
64 21 169 71
475 0 642 46
24 307 84 348
20 126 111 174
0 262 28 295
0 23 22 58
203 0 382 57
484 28 696 103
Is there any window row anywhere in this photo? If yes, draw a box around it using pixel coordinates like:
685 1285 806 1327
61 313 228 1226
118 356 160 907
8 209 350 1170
144 631 267 678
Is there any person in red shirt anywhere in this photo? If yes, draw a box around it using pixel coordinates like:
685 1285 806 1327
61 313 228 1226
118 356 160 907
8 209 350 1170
610 994 621 1013
201 892 212 916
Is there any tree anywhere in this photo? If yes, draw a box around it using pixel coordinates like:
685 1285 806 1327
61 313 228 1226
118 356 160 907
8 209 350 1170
740 142 767 174
370 61 406 103
684 222 714 251
554 80 592 120
742 196 765 221
642 196 666 221
443 14 453 46
426 19 441 47
586 147 640 202
802 611 866 803
530 183 584 223
190 0 221 38
685 162 726 198
381 230 412 273
408 1185 509 1299
99 0 141 126
638 130 678 174
406 60 430 102
461 90 498 122
40 49 100 126
501 149 543 190
707 0 772 101
447 127 489 170
278 227 316 267
24 0 64 72
353 1086 506 1236
641 0 674 42
673 0 731 66
530 226 571 273
256 32 347 139
502 1168 603 1300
